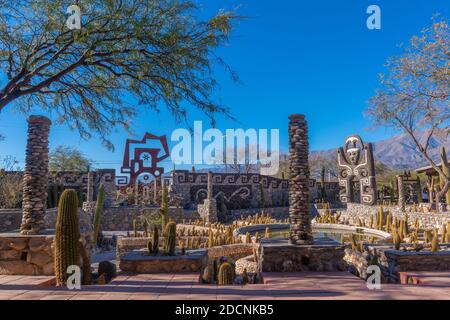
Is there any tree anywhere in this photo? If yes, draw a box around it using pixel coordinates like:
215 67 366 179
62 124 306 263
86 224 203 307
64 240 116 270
309 154 338 181
49 145 93 172
366 16 450 205
0 156 22 208
0 0 238 149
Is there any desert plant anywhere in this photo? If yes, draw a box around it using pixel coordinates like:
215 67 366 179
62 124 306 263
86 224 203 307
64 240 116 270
54 189 80 286
152 226 159 255
164 221 177 256
160 178 169 229
93 184 105 245
431 231 440 252
242 268 249 285
385 213 392 233
440 147 450 205
218 262 234 285
133 219 138 237
245 232 251 244
393 229 401 250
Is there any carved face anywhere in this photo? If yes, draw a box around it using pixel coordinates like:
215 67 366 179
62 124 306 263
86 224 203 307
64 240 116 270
347 148 360 165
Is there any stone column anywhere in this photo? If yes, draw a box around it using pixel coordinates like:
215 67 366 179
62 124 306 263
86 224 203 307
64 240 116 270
20 116 52 235
397 175 405 212
288 114 313 245
86 171 94 202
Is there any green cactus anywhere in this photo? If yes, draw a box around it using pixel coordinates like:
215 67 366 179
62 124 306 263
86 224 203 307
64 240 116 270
54 189 80 286
160 178 169 229
393 229 401 250
218 262 234 285
242 268 249 285
164 221 177 256
147 239 153 255
93 184 105 245
259 182 266 208
152 226 159 255
385 212 392 233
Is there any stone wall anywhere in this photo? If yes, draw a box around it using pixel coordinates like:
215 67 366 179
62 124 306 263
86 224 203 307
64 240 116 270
341 203 450 229
261 243 347 272
0 208 57 232
0 229 93 276
344 245 450 283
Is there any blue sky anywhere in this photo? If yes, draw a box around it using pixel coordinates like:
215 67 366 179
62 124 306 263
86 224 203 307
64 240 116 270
0 0 449 171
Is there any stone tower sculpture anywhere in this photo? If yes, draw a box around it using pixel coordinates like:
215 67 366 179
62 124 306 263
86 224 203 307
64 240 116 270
288 114 313 245
337 135 377 206
20 116 51 235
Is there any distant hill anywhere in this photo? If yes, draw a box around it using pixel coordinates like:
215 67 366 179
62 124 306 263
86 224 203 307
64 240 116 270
311 132 450 170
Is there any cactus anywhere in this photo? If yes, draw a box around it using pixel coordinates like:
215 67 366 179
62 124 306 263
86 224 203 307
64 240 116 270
259 182 266 208
431 232 439 252
242 268 249 285
369 214 374 229
160 178 169 229
78 240 92 285
424 229 433 244
393 229 401 250
93 184 105 245
264 227 270 239
252 247 258 263
385 213 391 233
351 234 358 250
147 239 153 254
218 262 234 285
377 207 384 230
54 189 80 286
164 221 177 256
245 232 251 244
143 220 149 238
152 226 159 255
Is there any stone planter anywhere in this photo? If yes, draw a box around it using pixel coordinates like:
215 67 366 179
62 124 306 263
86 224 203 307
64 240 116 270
119 249 207 273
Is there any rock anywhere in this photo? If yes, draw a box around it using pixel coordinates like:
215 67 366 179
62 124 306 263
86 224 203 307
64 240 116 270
7 238 29 251
41 262 54 275
28 238 48 252
0 250 21 260
0 260 37 275
28 252 52 267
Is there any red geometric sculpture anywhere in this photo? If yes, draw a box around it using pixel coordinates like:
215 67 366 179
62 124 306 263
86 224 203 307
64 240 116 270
118 132 170 185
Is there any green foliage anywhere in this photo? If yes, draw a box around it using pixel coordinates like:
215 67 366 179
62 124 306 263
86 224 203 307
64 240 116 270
54 189 80 286
0 1 239 150
49 146 93 172
93 184 105 245
164 221 177 256
218 262 234 285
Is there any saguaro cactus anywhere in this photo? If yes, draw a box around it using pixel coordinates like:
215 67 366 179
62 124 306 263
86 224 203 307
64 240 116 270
164 221 177 256
54 189 80 286
160 178 169 229
93 184 105 244
218 262 234 285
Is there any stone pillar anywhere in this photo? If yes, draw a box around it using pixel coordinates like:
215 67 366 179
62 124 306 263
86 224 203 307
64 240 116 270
86 171 94 202
198 171 218 223
397 175 405 212
288 114 313 245
20 116 51 235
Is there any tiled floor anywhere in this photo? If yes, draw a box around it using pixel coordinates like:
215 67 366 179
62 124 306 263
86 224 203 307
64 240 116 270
0 272 449 300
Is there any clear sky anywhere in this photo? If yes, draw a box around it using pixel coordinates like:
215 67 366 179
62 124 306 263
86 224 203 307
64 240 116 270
0 0 449 172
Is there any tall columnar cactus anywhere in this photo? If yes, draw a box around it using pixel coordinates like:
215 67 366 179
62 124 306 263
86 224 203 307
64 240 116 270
164 221 177 256
259 182 266 208
440 146 450 205
160 178 169 229
54 189 80 286
152 225 159 255
93 184 105 244
218 262 234 285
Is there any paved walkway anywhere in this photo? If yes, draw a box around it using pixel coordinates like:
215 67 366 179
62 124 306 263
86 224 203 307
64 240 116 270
0 272 449 300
